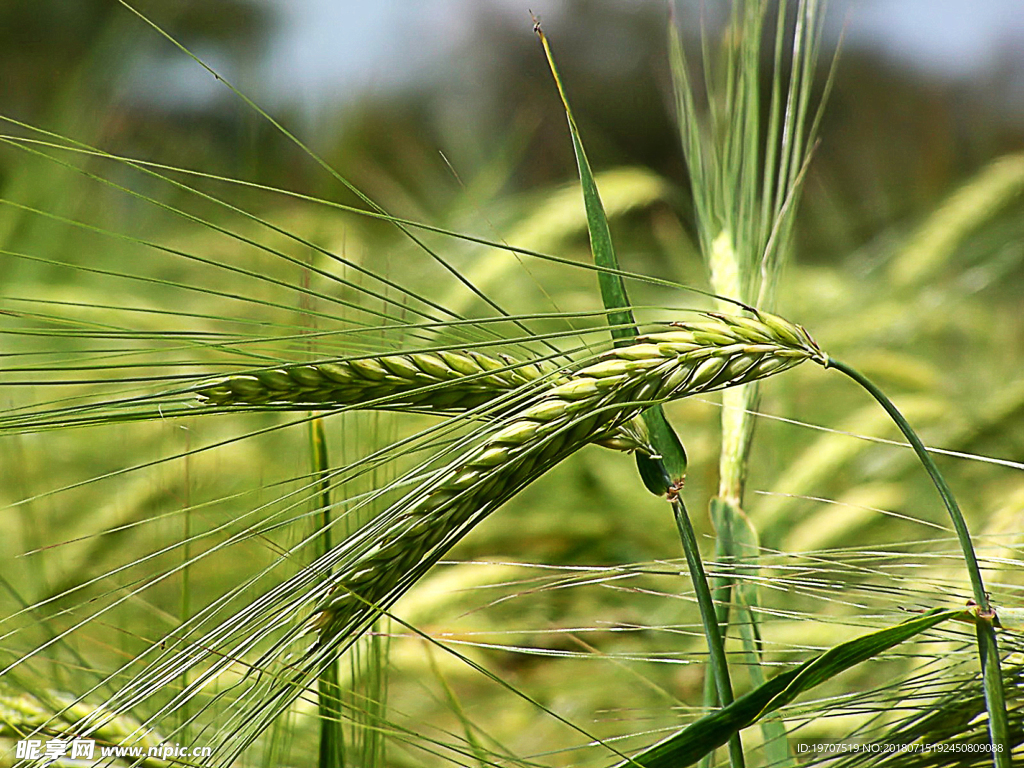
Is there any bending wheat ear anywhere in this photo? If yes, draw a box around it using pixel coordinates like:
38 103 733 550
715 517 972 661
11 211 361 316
69 311 821 765
312 310 825 644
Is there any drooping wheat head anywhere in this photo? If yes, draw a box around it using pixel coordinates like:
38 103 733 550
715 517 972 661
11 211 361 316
65 310 824 764
311 309 826 643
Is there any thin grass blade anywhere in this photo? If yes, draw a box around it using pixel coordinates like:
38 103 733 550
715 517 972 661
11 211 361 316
616 609 963 768
533 19 687 489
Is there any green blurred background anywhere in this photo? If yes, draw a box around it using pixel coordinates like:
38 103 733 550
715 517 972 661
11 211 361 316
6 0 1024 240
2 2 1024 766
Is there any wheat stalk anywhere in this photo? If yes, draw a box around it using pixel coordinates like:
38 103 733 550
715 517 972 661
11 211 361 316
312 310 825 643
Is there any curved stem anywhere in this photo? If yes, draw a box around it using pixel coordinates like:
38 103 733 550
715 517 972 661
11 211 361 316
827 358 986 607
672 498 746 768
827 357 1010 767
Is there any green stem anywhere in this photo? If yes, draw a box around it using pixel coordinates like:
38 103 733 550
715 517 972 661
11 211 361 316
179 423 192 737
672 498 745 768
698 570 732 768
827 357 1010 767
310 418 345 768
976 621 1012 768
828 359 984 605
310 418 332 555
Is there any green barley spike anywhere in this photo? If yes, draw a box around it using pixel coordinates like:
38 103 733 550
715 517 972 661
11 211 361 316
311 310 824 643
85 311 824 767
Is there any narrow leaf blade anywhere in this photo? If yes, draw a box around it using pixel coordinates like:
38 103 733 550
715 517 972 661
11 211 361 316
617 609 961 768
536 23 686 485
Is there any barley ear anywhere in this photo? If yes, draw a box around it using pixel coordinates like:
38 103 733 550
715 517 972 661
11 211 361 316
311 311 825 645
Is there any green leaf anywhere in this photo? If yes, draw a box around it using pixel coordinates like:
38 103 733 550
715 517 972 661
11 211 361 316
635 452 671 496
536 22 686 488
616 608 961 768
639 408 688 489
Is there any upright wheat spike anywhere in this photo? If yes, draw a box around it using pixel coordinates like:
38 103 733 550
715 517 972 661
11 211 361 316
195 345 653 453
196 348 561 411
312 310 826 642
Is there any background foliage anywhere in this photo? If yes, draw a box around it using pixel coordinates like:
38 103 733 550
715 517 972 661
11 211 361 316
1 2 1023 766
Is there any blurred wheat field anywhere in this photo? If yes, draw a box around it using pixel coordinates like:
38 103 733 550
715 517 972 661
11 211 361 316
2 2 1024 768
